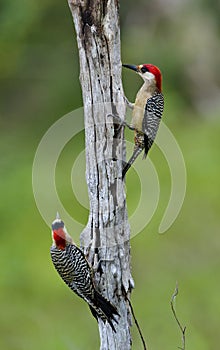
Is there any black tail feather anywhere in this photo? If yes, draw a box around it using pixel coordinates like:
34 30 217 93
122 147 143 179
90 291 119 332
122 162 132 179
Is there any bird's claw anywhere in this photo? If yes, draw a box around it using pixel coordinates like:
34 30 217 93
107 113 125 128
124 96 134 110
107 113 135 131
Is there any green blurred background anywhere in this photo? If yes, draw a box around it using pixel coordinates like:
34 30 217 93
1 0 220 349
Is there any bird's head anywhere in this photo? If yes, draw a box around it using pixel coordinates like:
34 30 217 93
123 63 162 92
51 213 73 250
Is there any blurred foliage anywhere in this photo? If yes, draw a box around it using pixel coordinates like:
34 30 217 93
0 0 220 349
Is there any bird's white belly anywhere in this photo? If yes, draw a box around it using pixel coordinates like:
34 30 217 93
131 89 152 131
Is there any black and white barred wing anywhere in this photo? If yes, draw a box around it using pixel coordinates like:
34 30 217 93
50 244 94 302
68 245 95 301
142 92 164 157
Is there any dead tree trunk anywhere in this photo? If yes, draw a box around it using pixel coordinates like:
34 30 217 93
67 1 133 349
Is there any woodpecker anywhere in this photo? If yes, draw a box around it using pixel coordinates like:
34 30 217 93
50 214 119 332
122 63 164 178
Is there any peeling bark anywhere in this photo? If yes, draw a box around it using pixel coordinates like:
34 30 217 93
67 1 133 349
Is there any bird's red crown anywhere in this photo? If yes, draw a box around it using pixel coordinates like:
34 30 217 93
142 64 162 92
52 219 67 250
53 229 66 250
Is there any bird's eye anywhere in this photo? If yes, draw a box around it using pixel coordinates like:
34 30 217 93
141 66 149 73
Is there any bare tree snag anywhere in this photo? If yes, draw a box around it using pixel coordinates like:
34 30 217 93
67 1 133 349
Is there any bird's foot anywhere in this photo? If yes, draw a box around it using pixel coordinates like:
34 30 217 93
107 113 135 132
124 96 134 110
107 113 124 127
107 113 126 139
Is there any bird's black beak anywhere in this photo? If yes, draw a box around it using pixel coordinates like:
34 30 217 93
122 64 138 72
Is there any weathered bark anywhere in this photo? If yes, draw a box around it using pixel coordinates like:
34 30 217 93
67 0 133 349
